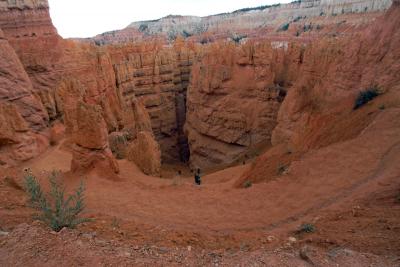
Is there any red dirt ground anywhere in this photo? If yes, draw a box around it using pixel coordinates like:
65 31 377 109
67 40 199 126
0 106 399 265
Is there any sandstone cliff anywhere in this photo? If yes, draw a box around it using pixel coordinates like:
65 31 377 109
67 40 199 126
0 1 121 170
237 1 400 186
70 101 119 174
185 41 303 169
108 41 196 163
125 98 161 176
272 3 400 150
0 26 47 167
0 0 123 126
90 0 392 44
0 0 398 178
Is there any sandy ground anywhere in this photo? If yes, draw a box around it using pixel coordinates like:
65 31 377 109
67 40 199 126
0 109 399 266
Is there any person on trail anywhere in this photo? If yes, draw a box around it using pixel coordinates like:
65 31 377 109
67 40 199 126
194 168 201 185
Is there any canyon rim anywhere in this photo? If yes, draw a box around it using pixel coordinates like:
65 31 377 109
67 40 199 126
0 0 400 266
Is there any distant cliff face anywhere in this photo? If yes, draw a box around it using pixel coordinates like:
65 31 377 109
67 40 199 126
89 0 392 45
0 0 48 11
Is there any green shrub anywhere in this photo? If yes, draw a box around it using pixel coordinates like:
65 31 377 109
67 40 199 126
303 24 313 32
138 24 148 32
354 86 380 110
278 23 290 32
24 170 90 232
277 164 288 175
297 223 316 234
243 180 252 188
293 16 303 22
182 30 193 38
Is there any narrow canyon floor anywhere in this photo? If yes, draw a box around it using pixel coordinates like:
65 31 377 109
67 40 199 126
1 108 400 266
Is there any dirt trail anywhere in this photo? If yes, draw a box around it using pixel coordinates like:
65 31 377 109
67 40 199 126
0 107 399 267
18 109 399 236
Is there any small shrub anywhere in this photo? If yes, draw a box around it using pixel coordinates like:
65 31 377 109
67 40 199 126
303 24 313 32
379 104 386 110
354 86 380 110
278 23 290 32
24 170 90 232
277 164 288 175
293 16 303 22
138 24 148 32
182 30 192 38
243 180 252 188
297 223 316 234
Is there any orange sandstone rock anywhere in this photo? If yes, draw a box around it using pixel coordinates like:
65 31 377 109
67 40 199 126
70 102 119 174
127 131 161 176
185 41 302 169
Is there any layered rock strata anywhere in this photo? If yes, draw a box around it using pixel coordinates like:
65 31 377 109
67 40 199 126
239 2 400 185
109 41 196 163
125 98 161 176
0 25 47 167
1 0 398 177
0 0 123 169
70 101 119 174
90 0 392 44
185 41 302 169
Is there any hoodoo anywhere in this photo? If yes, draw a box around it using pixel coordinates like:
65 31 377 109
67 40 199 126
0 0 399 265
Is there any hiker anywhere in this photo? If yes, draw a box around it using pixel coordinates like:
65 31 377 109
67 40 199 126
194 168 201 185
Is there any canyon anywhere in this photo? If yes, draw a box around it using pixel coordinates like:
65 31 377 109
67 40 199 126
0 0 395 171
0 0 399 265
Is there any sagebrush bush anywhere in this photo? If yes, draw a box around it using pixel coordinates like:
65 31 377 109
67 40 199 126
354 86 380 110
297 223 316 234
243 180 252 188
24 171 90 232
